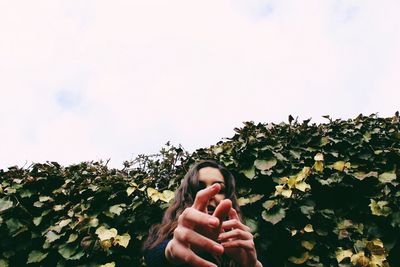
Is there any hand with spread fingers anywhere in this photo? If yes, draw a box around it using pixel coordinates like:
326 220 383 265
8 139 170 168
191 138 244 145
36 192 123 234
143 160 265 267
165 183 231 267
218 208 263 267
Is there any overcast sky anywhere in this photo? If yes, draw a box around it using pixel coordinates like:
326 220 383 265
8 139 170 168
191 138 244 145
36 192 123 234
1 0 399 169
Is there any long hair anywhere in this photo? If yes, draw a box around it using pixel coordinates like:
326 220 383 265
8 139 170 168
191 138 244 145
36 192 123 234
143 160 241 266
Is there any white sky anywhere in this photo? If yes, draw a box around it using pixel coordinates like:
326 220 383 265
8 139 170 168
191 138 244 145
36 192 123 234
1 0 399 169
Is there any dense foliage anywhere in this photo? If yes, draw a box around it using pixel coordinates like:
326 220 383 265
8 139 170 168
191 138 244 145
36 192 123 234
1 113 399 266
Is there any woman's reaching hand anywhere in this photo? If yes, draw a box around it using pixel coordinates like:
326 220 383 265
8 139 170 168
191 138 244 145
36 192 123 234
218 208 263 267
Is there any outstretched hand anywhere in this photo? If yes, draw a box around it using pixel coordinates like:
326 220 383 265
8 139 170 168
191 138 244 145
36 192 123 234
218 208 262 267
165 183 231 267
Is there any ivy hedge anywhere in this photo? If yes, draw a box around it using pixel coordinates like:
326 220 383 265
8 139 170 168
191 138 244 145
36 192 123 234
1 113 399 266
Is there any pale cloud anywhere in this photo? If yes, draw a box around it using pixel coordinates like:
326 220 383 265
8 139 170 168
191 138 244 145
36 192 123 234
1 0 399 168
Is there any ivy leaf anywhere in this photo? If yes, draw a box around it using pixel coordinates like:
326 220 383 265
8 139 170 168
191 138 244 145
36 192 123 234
39 196 53 202
33 217 42 226
58 244 79 260
99 263 115 267
0 259 8 267
378 172 396 184
147 188 160 202
238 194 263 206
159 190 175 203
262 200 276 210
109 204 125 216
126 187 136 196
0 198 13 212
114 233 131 248
301 240 316 251
262 208 286 225
335 248 353 263
241 166 256 179
96 226 118 241
46 231 61 243
254 158 277 171
295 182 311 192
353 171 378 181
288 252 310 264
369 200 391 217
314 153 324 161
27 250 48 264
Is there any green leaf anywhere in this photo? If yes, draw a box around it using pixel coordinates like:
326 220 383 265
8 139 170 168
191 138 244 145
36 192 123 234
262 208 286 225
0 198 13 212
5 218 25 235
67 233 78 243
46 231 61 243
27 250 48 264
241 166 256 179
58 244 78 260
0 259 8 267
33 217 42 226
99 263 115 267
254 158 277 171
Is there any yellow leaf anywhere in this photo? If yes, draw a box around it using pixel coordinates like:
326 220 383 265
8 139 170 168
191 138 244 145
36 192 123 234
114 233 131 248
304 224 314 233
301 240 316 251
354 171 378 180
288 252 310 264
351 252 369 266
159 190 175 203
274 185 284 196
296 182 311 192
238 194 263 206
333 161 346 171
313 161 324 172
378 172 397 183
126 187 136 196
336 248 353 263
288 177 297 188
100 240 112 250
281 189 292 198
95 226 118 241
147 187 160 202
314 153 324 161
279 177 289 184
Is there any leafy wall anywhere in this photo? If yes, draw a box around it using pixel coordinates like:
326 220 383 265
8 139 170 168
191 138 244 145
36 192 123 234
1 114 399 266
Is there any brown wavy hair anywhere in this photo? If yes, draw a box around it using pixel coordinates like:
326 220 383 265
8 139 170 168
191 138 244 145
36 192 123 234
143 160 241 266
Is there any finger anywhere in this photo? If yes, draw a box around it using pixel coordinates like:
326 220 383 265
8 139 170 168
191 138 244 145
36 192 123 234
221 219 251 232
170 241 218 267
229 208 240 220
212 199 232 223
218 229 253 242
193 183 221 211
174 226 224 256
178 207 220 229
221 239 256 251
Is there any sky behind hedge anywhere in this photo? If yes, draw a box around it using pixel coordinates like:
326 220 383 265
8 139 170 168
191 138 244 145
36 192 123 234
1 0 399 168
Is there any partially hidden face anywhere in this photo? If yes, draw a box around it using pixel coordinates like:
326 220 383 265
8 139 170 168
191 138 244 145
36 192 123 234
197 167 226 215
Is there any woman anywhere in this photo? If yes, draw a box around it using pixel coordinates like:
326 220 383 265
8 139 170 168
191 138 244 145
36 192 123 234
143 160 264 267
